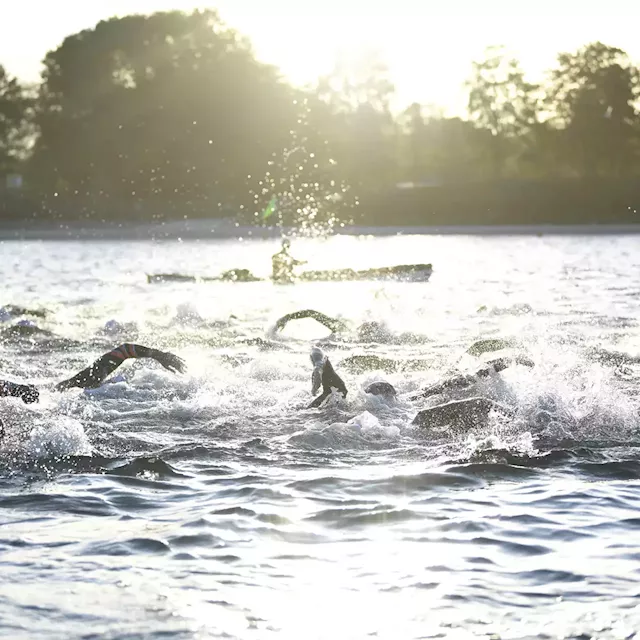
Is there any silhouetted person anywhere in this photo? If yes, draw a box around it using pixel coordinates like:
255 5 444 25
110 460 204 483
1 342 185 441
271 239 305 283
1 343 185 405
308 346 348 408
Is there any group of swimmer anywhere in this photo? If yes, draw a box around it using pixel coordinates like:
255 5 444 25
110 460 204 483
1 304 538 442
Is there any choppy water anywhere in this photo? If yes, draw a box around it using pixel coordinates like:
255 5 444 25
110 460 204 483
2 232 640 639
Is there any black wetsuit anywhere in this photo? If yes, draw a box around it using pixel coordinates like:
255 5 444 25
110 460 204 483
273 309 348 335
308 355 349 408
0 343 185 439
412 397 513 432
410 356 534 401
54 343 184 391
0 380 39 404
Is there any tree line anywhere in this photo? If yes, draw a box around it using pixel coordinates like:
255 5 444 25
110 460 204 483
1 9 639 226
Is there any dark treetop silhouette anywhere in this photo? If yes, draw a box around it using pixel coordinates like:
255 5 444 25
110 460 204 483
0 9 638 227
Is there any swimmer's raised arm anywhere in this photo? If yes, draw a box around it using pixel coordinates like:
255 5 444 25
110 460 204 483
481 355 535 375
310 347 325 395
411 355 535 400
308 389 332 409
273 310 348 335
55 344 186 391
410 373 474 401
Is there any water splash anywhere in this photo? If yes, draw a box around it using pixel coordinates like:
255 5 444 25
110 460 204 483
246 97 357 238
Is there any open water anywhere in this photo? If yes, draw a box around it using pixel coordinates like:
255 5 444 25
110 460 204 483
1 232 640 639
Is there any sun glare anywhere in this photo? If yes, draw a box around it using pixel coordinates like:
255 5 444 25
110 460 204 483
1 0 639 115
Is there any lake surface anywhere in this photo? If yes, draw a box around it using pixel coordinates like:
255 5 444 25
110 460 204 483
2 232 640 639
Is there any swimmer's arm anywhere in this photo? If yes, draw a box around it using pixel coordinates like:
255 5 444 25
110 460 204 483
0 380 13 397
273 309 348 335
0 380 39 403
411 373 473 401
482 356 535 375
55 344 186 391
311 366 323 395
307 389 331 409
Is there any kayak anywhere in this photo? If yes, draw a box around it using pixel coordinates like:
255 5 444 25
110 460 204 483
147 263 433 284
298 263 432 282
147 269 260 284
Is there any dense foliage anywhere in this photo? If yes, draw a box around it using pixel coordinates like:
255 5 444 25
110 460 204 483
1 10 639 225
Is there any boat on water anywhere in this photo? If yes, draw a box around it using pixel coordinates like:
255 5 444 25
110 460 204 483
147 263 433 284
297 263 433 282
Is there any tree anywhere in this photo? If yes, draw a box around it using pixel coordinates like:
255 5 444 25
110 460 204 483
0 66 32 175
466 46 540 176
397 102 426 183
29 10 298 218
397 105 487 183
545 42 640 176
314 52 397 194
243 91 357 231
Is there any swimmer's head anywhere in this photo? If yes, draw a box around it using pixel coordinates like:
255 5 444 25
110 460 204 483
103 319 123 334
310 346 325 367
364 381 397 400
533 409 553 430
282 238 291 249
176 302 202 322
357 321 392 343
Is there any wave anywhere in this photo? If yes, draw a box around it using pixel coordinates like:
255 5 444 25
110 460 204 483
0 400 91 466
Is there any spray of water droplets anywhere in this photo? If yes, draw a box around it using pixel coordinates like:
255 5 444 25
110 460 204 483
245 98 359 239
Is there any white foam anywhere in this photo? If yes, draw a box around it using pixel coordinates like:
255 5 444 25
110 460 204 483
291 411 400 450
1 400 91 461
348 410 400 439
26 415 92 458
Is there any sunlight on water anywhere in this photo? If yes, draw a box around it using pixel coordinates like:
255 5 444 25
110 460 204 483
2 233 640 638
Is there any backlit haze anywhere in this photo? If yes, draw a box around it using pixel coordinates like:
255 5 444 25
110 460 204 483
1 0 639 114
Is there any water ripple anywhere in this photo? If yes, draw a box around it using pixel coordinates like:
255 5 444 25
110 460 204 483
3 235 640 638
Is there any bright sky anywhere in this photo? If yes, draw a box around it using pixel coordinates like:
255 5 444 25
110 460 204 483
1 0 639 115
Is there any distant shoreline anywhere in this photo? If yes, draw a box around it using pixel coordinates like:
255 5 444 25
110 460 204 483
2 220 640 241
4 177 640 235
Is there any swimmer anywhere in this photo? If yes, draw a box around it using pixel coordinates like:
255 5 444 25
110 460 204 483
271 309 416 344
307 346 401 409
308 346 348 408
271 239 306 283
409 355 535 401
411 397 513 432
1 343 186 406
272 309 348 336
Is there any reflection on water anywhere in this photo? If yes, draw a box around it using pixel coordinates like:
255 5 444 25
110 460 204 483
1 232 640 638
